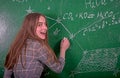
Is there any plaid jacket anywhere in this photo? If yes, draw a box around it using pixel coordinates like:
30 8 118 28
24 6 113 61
4 39 65 78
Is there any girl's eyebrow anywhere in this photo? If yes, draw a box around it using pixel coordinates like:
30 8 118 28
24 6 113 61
37 22 42 23
37 22 43 25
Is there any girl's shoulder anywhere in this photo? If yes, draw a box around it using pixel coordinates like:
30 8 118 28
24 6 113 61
26 39 43 49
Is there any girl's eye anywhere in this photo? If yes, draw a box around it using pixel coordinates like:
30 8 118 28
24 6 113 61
37 22 43 26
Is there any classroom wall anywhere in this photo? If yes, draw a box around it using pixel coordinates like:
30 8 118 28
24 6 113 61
0 0 120 78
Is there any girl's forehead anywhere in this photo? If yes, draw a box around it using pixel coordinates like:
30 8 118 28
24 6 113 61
38 16 46 21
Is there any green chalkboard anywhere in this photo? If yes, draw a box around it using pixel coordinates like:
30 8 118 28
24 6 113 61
0 0 120 78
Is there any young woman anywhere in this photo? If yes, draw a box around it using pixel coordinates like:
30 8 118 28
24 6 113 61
4 13 70 78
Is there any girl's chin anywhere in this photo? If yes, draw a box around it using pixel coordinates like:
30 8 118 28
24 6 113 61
37 34 46 40
39 36 46 40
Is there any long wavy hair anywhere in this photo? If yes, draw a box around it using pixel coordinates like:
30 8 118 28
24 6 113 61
4 13 58 69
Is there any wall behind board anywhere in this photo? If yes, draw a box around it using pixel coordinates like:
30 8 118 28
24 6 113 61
0 0 120 78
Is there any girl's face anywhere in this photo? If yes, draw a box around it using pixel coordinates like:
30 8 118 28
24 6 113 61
36 16 48 40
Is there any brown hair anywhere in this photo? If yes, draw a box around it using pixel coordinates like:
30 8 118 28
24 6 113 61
4 13 58 69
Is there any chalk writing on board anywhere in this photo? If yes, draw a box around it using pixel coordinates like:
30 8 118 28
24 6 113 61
47 6 51 10
70 47 120 78
46 16 74 40
26 6 33 13
46 11 120 40
22 0 120 39
85 0 107 9
53 28 61 36
85 0 119 9
12 0 28 3
62 11 120 36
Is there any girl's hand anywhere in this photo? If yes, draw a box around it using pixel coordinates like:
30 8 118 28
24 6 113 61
60 37 70 52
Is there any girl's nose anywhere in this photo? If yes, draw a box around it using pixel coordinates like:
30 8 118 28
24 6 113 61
43 24 48 30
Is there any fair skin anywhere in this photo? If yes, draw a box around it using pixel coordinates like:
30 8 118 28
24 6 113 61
36 16 70 59
36 16 48 40
60 37 70 58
